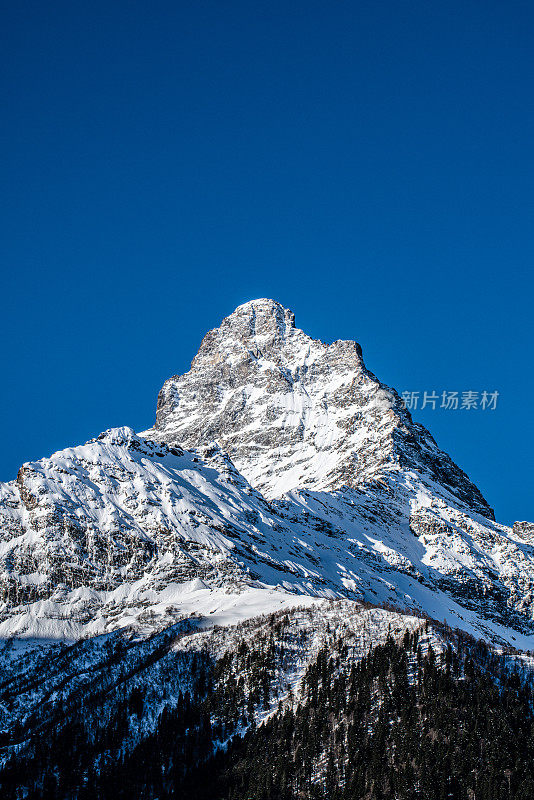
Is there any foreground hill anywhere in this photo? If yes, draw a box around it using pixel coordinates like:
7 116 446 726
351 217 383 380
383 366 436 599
1 604 534 799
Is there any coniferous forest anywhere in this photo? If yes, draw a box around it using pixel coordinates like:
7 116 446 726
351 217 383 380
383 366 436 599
1 618 534 799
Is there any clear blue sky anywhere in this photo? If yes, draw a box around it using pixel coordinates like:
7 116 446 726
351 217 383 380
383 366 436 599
1 1 532 524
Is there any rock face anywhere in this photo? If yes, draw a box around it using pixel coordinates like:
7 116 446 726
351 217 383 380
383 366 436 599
0 299 532 647
153 299 492 517
513 521 534 543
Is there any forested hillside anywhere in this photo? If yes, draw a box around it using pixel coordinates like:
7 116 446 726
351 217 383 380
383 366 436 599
1 613 533 800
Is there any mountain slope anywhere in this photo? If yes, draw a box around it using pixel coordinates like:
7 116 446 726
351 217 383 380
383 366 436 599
0 423 532 646
0 299 533 647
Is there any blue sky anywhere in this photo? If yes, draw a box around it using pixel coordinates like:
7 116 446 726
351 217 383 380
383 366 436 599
1 1 532 524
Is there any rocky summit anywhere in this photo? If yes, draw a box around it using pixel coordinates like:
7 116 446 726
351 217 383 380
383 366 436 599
0 298 532 648
153 299 492 513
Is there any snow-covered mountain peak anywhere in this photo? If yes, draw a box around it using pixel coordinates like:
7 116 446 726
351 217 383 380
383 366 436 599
189 299 295 370
189 298 318 374
1 302 534 648
152 300 491 519
217 297 296 341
